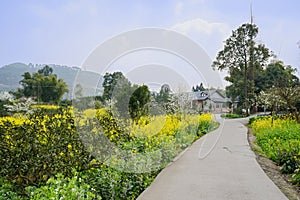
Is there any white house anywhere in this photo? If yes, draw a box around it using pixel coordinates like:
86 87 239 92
191 90 231 112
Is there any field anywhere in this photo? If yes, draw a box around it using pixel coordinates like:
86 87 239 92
0 105 216 199
250 116 300 185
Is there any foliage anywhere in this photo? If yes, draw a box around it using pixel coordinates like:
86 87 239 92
13 65 69 104
4 98 36 115
258 86 300 123
153 84 174 114
221 113 246 119
0 91 13 117
129 85 151 122
102 72 131 103
192 83 206 92
0 177 21 200
155 84 172 104
82 166 154 200
0 107 91 191
262 60 299 89
27 171 100 200
212 23 271 115
250 116 300 184
0 105 216 199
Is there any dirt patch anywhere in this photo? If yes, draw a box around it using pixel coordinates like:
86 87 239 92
247 128 300 200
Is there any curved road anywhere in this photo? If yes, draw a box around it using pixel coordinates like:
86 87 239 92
137 115 288 200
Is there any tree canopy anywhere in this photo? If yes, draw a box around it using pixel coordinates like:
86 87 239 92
212 23 271 115
192 83 206 92
129 85 151 122
257 60 300 122
14 65 69 104
102 72 150 121
102 72 131 102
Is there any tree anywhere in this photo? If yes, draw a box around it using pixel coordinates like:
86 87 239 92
129 85 151 122
101 72 136 119
262 60 299 89
258 60 300 122
192 83 206 92
14 65 69 104
102 72 131 103
212 23 271 115
37 65 53 76
0 91 13 116
155 84 171 104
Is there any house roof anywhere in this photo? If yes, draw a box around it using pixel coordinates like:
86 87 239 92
192 90 231 103
192 91 209 101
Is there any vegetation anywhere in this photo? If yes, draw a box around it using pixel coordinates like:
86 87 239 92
250 116 300 185
129 85 151 122
221 113 246 119
13 65 69 104
0 104 215 199
212 23 300 120
0 20 298 199
257 60 300 122
192 83 206 92
212 23 271 115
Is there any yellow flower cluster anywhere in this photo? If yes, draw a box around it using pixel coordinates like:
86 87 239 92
251 116 300 171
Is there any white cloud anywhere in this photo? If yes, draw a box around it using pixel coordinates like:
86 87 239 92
172 18 229 36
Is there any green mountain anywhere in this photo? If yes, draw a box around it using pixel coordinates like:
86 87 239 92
0 63 103 98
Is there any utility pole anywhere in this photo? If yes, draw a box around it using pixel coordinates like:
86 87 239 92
248 2 255 115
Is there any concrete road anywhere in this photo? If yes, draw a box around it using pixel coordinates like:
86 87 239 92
137 115 288 200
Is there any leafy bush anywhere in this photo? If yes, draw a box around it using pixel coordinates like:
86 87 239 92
0 177 21 200
221 113 246 119
0 107 91 191
27 171 101 200
82 166 154 200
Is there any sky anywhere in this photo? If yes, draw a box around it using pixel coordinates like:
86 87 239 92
1 0 299 89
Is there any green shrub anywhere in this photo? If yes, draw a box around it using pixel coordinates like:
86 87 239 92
27 171 101 200
0 107 91 191
0 177 21 200
221 113 246 119
82 166 154 200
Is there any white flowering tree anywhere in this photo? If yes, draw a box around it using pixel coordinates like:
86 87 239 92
4 97 36 115
0 91 13 116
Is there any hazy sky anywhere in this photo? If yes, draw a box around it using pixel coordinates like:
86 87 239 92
1 0 299 89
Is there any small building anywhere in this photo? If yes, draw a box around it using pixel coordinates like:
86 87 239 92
191 90 231 113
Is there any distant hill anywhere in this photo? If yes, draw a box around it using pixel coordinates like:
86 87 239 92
0 63 103 99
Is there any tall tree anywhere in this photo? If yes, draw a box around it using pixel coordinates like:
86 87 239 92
14 65 68 104
129 85 151 122
102 72 131 103
155 84 171 104
212 23 270 115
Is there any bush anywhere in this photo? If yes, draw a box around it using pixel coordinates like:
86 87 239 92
0 177 21 200
221 113 246 119
27 171 101 200
82 166 154 200
0 107 91 191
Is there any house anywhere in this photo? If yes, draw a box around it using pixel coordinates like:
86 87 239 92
191 90 231 113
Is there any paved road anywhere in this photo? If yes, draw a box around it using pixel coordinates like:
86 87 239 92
137 115 288 200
